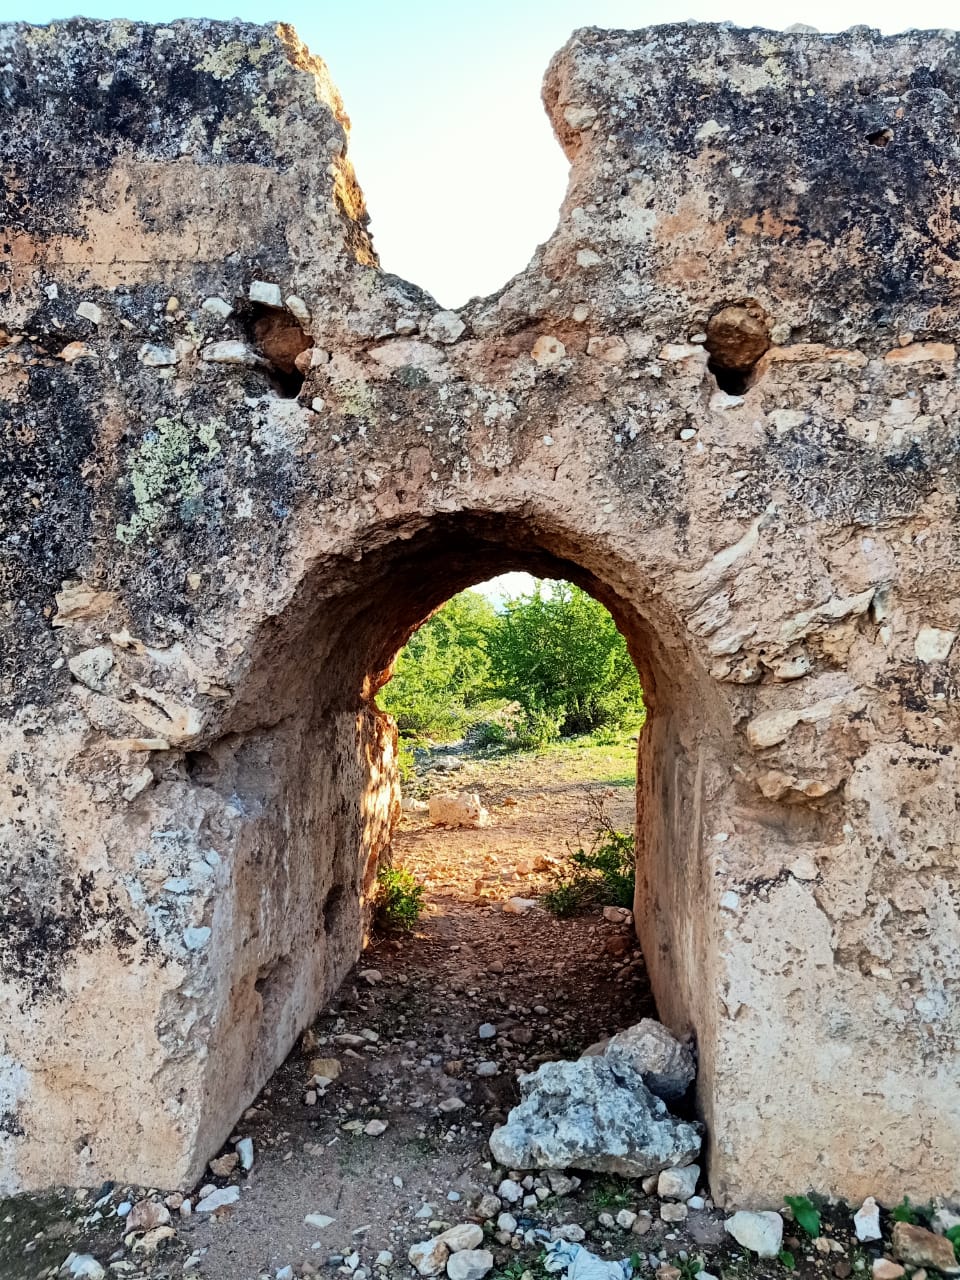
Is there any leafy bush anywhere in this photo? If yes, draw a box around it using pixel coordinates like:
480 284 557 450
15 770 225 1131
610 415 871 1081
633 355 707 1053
486 581 645 740
375 866 425 932
542 799 636 916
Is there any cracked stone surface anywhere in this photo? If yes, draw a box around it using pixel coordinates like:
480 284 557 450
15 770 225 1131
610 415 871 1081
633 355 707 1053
1 17 960 1206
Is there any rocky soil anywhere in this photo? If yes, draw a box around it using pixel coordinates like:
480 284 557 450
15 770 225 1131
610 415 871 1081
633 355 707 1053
2 747 957 1280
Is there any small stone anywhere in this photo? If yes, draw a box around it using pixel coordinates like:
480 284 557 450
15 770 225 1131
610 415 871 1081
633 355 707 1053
641 1175 658 1195
138 343 178 366
531 335 566 366
617 1210 637 1229
68 646 114 692
632 1214 653 1236
409 1239 450 1277
661 1203 688 1223
498 1179 523 1203
249 281 283 307
546 1173 576 1196
915 627 956 663
305 1214 335 1229
236 1137 254 1170
68 1257 106 1279
498 1213 518 1233
309 1057 342 1082
479 1023 497 1039
475 1061 498 1077
891 1222 959 1273
426 311 466 344
854 1198 882 1243
209 1152 239 1176
558 1225 586 1242
446 1249 494 1280
360 969 382 984
687 1195 706 1210
277 1268 295 1280
725 1210 784 1258
602 906 633 925
77 301 103 325
476 1194 501 1219
836 1263 853 1279
183 926 211 950
201 340 263 366
285 295 312 327
125 1199 171 1232
201 296 233 318
658 1165 699 1200
364 1118 389 1135
438 1224 484 1252
196 1185 240 1213
439 1097 466 1113
132 1225 176 1253
873 1262 905 1280
503 898 537 915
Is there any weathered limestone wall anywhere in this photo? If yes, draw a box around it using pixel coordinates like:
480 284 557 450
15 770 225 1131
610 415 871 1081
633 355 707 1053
2 19 959 1205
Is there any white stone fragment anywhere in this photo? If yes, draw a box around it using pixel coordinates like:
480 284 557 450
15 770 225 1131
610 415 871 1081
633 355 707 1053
531 335 566 366
657 1163 699 1200
201 340 264 366
235 1137 254 1170
429 792 489 828
725 1210 784 1257
201 296 233 318
285 295 311 326
304 1213 335 1229
195 1185 240 1213
183 927 211 951
408 1238 449 1277
426 311 466 343
68 646 114 692
446 1249 494 1280
854 1197 882 1242
138 343 178 367
77 301 103 325
69 1258 106 1279
915 626 956 662
249 280 283 307
438 1224 484 1252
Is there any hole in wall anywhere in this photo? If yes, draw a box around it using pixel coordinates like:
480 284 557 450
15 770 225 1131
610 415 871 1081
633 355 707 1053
238 302 312 398
866 127 894 148
323 884 347 937
704 300 772 395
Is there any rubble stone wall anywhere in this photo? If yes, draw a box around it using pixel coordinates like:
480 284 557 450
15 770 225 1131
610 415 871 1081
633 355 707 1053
2 18 959 1205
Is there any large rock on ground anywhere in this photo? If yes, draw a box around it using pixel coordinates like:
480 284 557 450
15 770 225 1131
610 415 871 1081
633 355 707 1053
428 792 490 828
489 1057 700 1177
582 1018 695 1103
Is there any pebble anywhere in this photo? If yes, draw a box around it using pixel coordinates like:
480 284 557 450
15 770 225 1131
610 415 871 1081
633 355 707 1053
277 1268 294 1280
439 1097 466 1113
209 1152 239 1176
360 969 383 984
687 1196 706 1211
873 1263 905 1280
661 1203 688 1223
498 1179 523 1204
409 1238 450 1277
68 1259 106 1279
475 1061 498 1077
376 1252 394 1267
476 1194 502 1219
196 1185 240 1213
617 1210 637 1229
446 1249 494 1280
557 1225 586 1242
498 1213 518 1233
503 897 537 914
658 1165 699 1200
125 1199 171 1232
77 301 103 325
438 1224 484 1252
854 1197 882 1242
891 1222 959 1272
249 280 283 307
478 1023 497 1039
305 1214 335 1229
236 1137 254 1170
364 1118 389 1135
725 1210 784 1258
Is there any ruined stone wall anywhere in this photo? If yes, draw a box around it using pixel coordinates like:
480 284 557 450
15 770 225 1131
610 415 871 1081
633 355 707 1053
1 19 959 1205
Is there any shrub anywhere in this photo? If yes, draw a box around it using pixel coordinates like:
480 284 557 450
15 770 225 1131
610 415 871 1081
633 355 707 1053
375 866 425 932
542 799 636 916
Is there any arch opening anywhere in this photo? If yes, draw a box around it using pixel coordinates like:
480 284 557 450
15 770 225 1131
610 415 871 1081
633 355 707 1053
179 508 727 1189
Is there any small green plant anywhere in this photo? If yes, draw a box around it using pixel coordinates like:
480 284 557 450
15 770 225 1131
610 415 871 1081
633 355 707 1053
892 1197 918 1225
375 865 425 932
542 794 635 917
778 1250 796 1270
784 1194 821 1238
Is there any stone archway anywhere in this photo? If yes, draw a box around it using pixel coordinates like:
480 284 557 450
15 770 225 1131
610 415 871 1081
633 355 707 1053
2 17 960 1208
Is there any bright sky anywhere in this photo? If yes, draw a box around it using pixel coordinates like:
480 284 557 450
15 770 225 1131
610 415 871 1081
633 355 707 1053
19 0 958 307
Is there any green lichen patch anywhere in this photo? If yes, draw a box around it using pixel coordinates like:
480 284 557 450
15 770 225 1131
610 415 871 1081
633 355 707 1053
116 417 222 545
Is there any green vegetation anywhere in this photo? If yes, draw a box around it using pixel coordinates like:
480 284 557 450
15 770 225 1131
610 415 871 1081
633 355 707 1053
379 580 645 754
946 1224 960 1261
543 799 636 917
374 866 425 933
784 1194 821 1238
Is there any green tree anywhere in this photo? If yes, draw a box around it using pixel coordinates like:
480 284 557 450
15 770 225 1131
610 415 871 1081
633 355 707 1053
379 589 496 738
486 581 644 738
